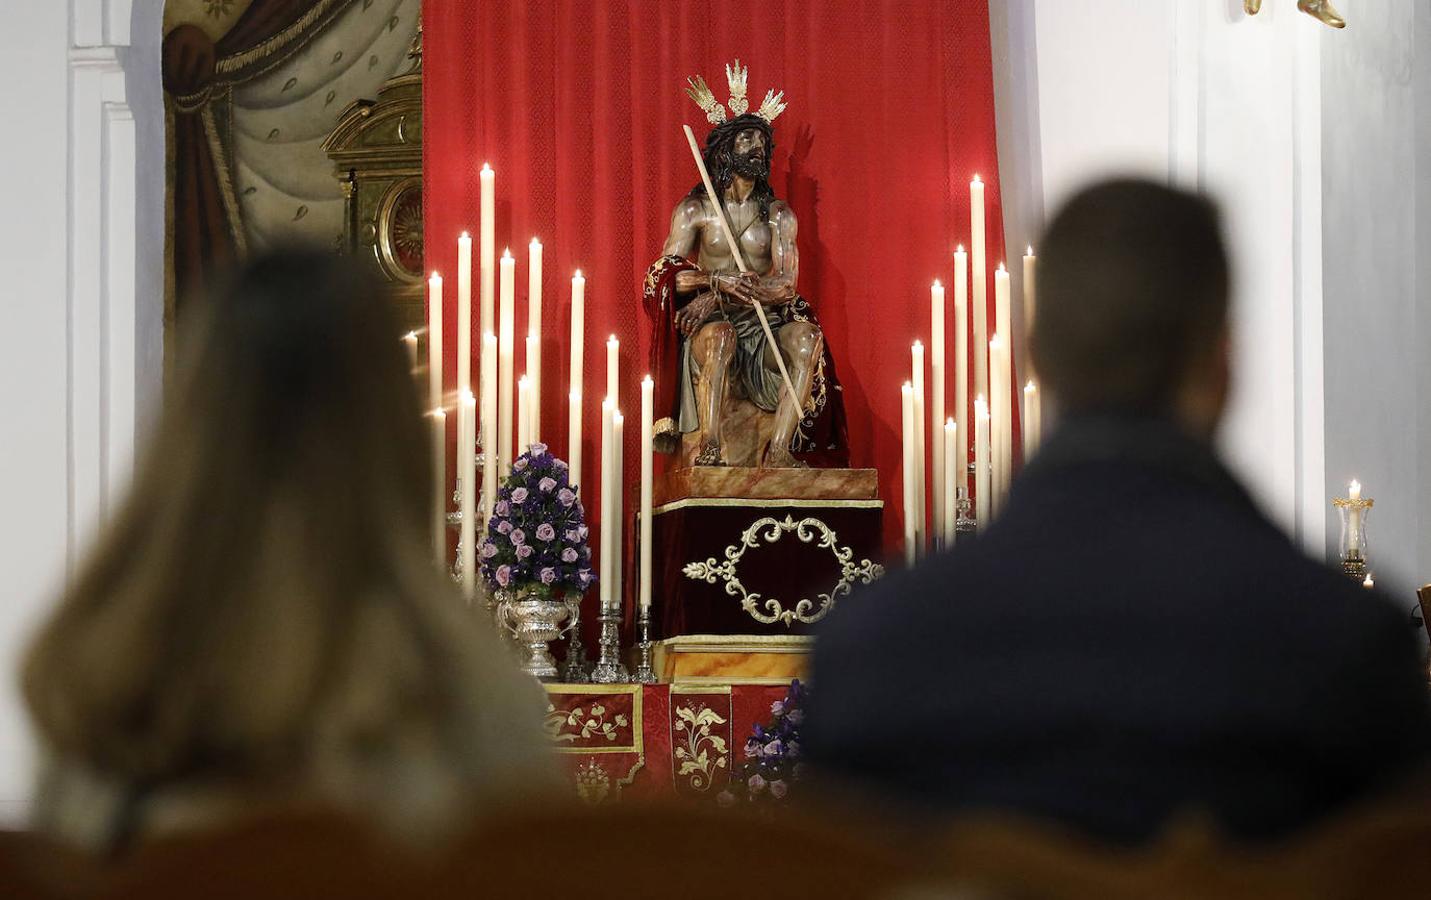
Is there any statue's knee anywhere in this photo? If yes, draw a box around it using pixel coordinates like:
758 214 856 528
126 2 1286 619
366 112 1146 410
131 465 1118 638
707 322 737 356
783 322 821 358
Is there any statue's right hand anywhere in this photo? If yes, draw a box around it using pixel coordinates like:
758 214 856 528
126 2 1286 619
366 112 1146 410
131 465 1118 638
713 272 758 305
676 295 717 337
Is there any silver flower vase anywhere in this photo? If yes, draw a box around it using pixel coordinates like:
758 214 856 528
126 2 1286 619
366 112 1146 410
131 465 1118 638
494 587 577 681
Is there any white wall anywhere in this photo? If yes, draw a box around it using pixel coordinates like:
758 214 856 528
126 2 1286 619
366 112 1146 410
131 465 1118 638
992 0 1329 555
1321 0 1429 606
0 0 163 823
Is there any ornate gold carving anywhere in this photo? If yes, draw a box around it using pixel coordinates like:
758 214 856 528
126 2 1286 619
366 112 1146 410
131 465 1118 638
374 175 423 284
682 515 885 627
672 702 729 792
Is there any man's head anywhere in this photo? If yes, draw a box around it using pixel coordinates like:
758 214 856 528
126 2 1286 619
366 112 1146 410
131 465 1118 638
692 113 776 216
1030 179 1231 437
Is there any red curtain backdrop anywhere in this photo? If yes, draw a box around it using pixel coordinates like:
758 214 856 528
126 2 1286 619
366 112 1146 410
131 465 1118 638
423 0 1009 574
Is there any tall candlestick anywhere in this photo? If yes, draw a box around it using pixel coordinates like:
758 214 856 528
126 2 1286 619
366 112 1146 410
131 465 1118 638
481 332 498 540
942 418 958 549
930 280 946 542
975 396 991 528
569 271 585 484
640 376 654 613
995 263 1013 483
459 389 477 599
528 238 543 443
517 375 531 456
600 401 614 610
954 246 969 498
457 232 472 398
911 340 926 556
427 273 443 413
613 409 625 614
606 335 619 405
1023 380 1041 458
901 382 916 567
1023 246 1037 379
432 408 446 564
498 249 516 473
970 176 988 408
479 164 495 342
990 334 1009 515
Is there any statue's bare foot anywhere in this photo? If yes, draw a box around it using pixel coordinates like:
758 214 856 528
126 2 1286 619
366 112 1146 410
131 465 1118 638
763 447 809 469
694 440 725 467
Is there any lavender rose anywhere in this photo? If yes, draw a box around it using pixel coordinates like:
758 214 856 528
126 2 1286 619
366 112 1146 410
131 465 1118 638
495 565 512 587
516 545 533 559
540 567 556 585
769 780 788 800
748 774 767 794
510 487 529 504
535 523 556 542
480 541 499 559
562 548 579 563
497 520 513 534
771 700 785 716
510 528 526 546
512 458 528 472
538 476 557 493
530 442 549 455
557 488 576 507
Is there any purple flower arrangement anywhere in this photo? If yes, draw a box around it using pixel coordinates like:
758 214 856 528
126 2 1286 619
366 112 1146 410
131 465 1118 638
479 443 595 598
717 679 808 810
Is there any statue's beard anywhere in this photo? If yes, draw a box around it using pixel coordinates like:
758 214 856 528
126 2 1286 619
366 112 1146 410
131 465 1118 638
731 149 769 181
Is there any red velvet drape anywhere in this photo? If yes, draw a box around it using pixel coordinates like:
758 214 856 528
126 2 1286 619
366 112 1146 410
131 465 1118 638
423 0 1010 573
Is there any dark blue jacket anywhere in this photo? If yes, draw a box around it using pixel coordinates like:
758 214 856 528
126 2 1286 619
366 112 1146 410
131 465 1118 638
807 416 1431 843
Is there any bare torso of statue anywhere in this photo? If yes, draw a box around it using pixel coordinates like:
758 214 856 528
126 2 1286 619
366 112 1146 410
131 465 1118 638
660 124 823 468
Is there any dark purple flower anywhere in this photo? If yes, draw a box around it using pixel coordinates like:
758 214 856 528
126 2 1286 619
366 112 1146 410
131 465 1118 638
535 523 556 542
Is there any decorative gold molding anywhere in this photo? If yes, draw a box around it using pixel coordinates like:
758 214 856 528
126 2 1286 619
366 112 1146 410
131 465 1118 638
683 515 884 626
654 497 883 515
658 634 813 654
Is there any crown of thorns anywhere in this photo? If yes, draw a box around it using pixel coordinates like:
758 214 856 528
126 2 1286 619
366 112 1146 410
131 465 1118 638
685 59 787 125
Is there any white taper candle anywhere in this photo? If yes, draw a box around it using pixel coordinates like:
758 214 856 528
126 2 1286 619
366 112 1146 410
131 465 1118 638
931 280 946 542
640 376 654 613
569 270 585 483
527 238 542 443
942 418 958 549
498 249 515 473
432 408 446 564
427 272 443 413
970 176 988 408
457 233 472 398
954 246 969 500
901 382 916 567
975 396 991 528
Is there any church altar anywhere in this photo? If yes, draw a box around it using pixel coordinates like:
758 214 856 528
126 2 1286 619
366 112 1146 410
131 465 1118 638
543 682 791 804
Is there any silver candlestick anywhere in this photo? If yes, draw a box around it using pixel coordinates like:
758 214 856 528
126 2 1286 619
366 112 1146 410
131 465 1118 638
632 608 657 684
560 596 591 683
590 607 628 683
955 488 976 541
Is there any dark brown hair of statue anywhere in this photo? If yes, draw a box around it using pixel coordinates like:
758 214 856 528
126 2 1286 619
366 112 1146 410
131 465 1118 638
21 249 533 837
1031 178 1230 417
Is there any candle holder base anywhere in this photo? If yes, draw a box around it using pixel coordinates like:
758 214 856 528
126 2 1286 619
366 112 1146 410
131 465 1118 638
955 492 976 543
632 609 657 684
590 609 628 684
1341 554 1368 582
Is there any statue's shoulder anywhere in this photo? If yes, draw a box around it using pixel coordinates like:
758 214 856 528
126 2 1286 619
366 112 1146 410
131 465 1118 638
673 194 707 220
770 199 796 221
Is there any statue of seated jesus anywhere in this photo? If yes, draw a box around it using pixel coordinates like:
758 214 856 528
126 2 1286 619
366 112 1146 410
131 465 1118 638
644 63 848 470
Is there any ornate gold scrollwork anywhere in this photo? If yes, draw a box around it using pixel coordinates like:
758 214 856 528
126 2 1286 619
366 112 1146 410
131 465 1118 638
672 703 729 792
682 515 884 627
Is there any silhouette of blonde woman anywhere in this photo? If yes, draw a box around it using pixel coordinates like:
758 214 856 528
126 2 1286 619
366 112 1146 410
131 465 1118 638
22 249 557 854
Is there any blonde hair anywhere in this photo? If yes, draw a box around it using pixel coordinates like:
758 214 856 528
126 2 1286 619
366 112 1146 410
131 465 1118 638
23 250 549 841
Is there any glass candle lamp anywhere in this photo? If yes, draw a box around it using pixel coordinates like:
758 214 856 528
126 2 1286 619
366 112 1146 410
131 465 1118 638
1332 479 1373 580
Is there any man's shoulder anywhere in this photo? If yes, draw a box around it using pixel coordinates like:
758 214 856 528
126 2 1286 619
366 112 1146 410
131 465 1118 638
770 199 796 220
672 194 707 218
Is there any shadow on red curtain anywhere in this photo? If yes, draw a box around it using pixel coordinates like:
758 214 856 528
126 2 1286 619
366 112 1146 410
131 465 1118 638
423 0 1010 617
